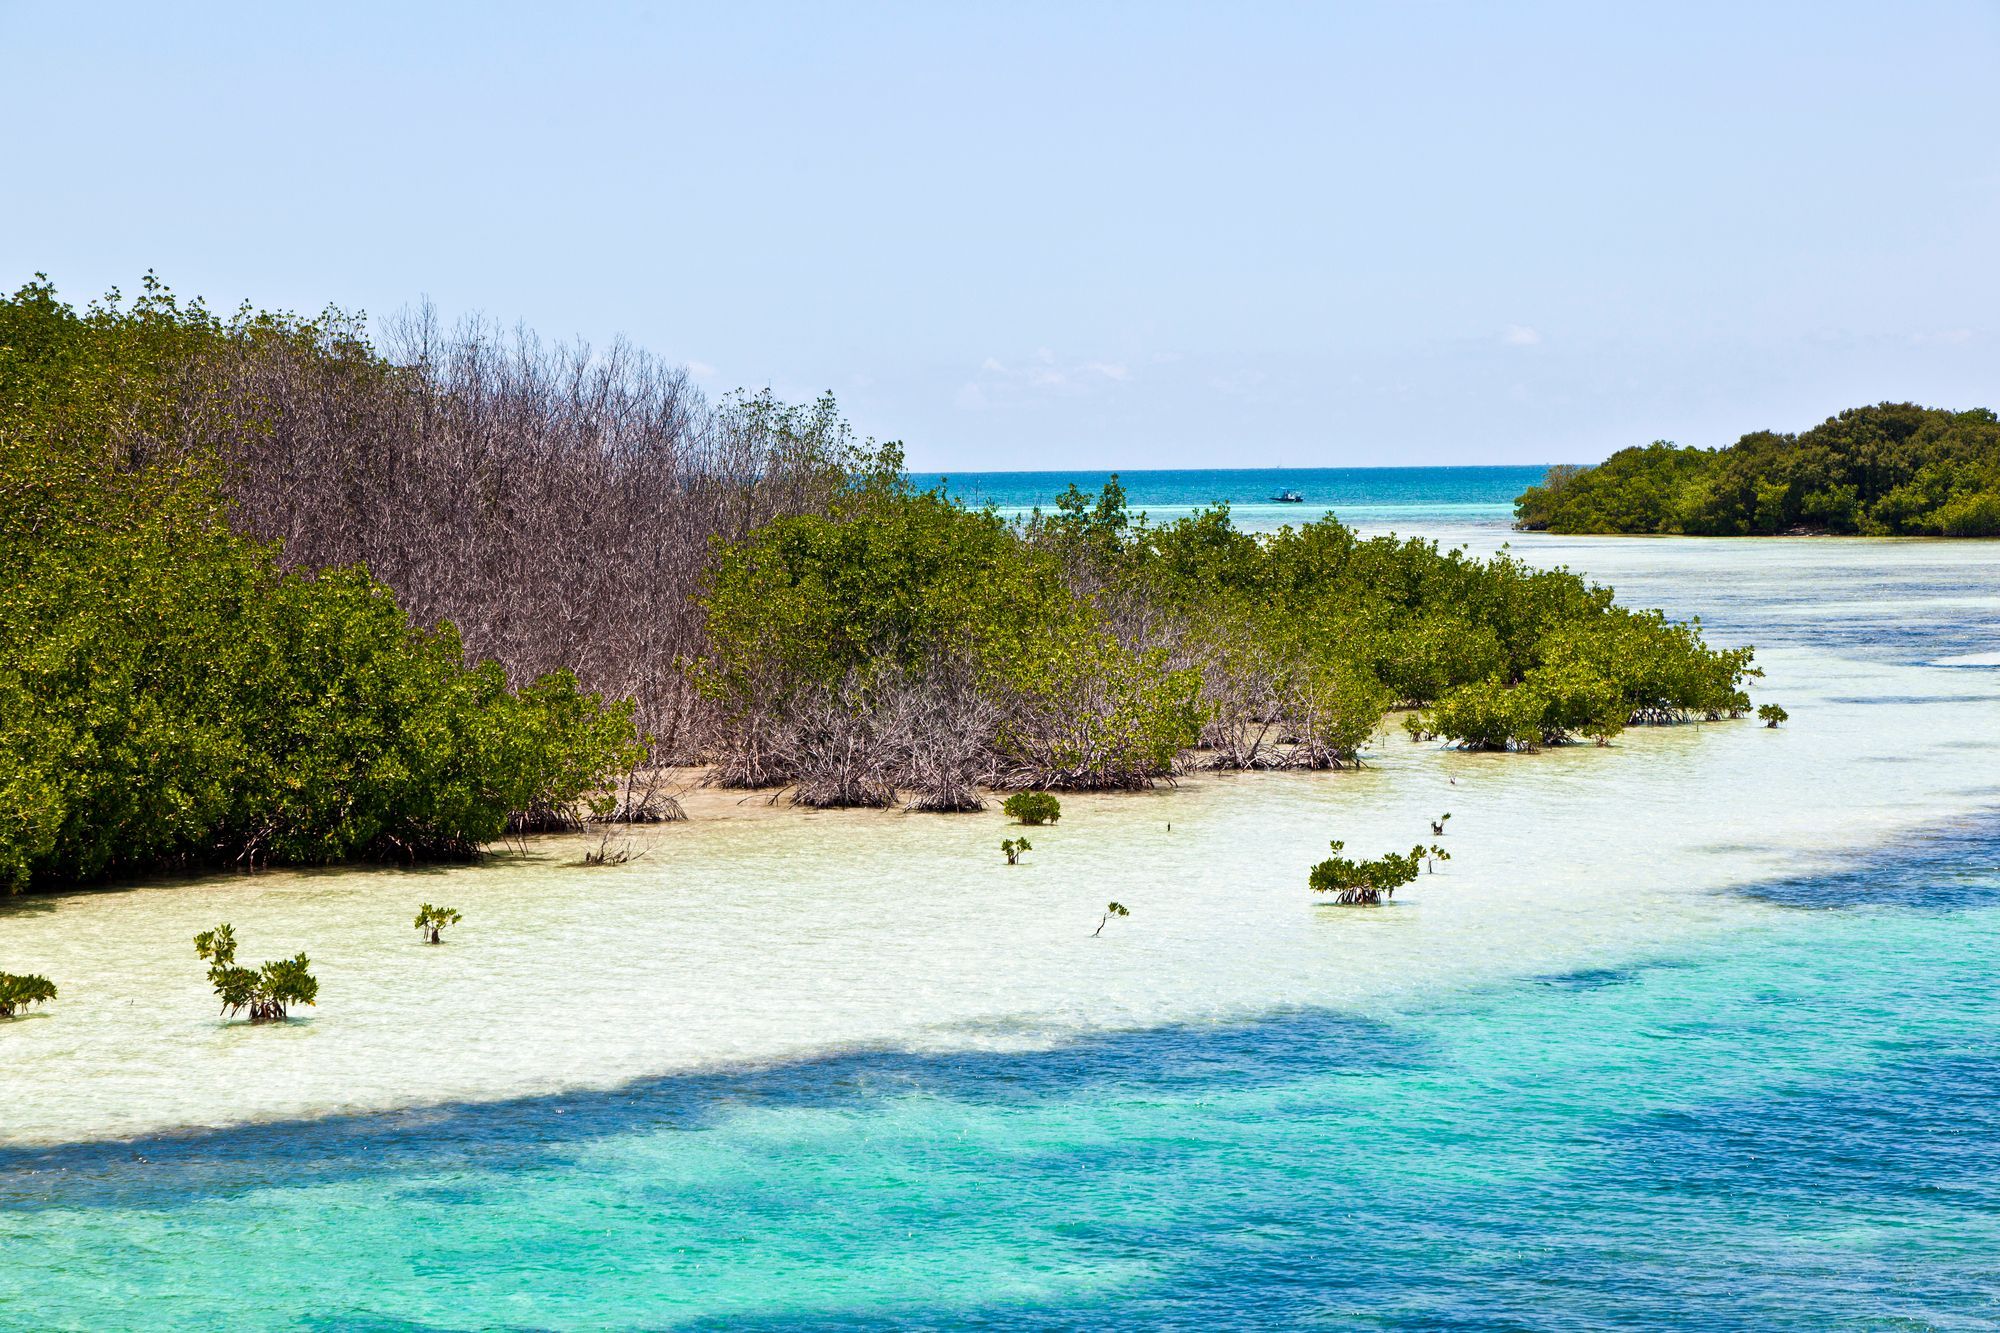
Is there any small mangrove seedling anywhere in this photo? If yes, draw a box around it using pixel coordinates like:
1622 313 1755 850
0 973 57 1018
1002 836 1032 865
1430 813 1451 837
1003 792 1062 825
194 924 318 1023
1309 840 1426 906
1758 703 1789 728
1425 844 1452 874
414 904 462 944
1092 902 1130 937
581 828 646 866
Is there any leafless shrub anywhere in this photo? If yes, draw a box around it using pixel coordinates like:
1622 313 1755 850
881 660 1002 812
167 306 857 768
783 676 900 809
606 768 689 824
580 828 647 866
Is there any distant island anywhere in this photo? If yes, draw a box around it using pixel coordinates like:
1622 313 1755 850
1514 403 2000 537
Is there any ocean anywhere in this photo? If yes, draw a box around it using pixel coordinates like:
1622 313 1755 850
913 465 1549 532
3 470 1997 1330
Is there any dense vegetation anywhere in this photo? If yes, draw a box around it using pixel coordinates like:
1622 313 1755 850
696 473 1760 787
0 281 642 890
2 275 1766 888
1515 404 2000 536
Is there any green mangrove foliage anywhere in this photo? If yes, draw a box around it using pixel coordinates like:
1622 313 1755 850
1092 901 1130 936
414 904 462 944
0 280 643 891
1308 840 1426 906
698 472 1202 804
194 923 317 1022
1404 608 1758 749
1759 703 1789 728
3 275 1766 845
1515 404 2000 536
1106 501 1757 754
699 472 1761 791
1003 792 1062 825
0 973 57 1018
1001 836 1032 865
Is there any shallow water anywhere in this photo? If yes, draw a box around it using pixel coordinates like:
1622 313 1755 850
4 518 1998 1329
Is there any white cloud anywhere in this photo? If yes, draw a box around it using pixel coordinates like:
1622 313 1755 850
687 359 718 377
968 347 1140 403
1501 325 1541 347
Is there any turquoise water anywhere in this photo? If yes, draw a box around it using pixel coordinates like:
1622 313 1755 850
5 478 1999 1330
7 856 2000 1328
912 465 1549 531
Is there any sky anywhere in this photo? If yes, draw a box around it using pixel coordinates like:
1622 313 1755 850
2 1 1995 469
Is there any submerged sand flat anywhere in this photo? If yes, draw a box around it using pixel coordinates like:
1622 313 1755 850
2 532 1995 1147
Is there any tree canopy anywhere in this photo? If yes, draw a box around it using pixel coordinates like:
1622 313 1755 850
1515 404 2000 536
0 279 641 890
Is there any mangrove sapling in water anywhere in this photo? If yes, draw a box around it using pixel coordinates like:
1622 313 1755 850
0 973 57 1018
581 829 647 866
1001 837 1032 865
1092 902 1130 936
1425 844 1451 873
414 904 462 944
1002 792 1062 826
1431 813 1451 836
1759 703 1789 728
1309 841 1426 906
193 924 318 1022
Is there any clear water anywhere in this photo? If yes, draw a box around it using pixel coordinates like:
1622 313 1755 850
4 473 1999 1330
912 465 1548 531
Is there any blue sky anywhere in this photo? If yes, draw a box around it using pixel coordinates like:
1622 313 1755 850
2 1 1994 469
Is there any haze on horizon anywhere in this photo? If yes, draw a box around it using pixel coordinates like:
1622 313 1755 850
2 0 1994 471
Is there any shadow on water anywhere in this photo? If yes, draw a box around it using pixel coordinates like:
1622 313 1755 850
1527 957 1698 991
671 1051 2000 1333
1735 809 2000 911
0 1007 1425 1212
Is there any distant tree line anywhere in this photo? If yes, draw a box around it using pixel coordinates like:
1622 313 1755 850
1514 403 2000 537
1 276 1765 888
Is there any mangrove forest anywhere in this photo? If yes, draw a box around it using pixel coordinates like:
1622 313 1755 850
1 276 1765 891
1514 403 2000 537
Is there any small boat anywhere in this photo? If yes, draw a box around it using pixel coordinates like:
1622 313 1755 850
1271 489 1303 503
